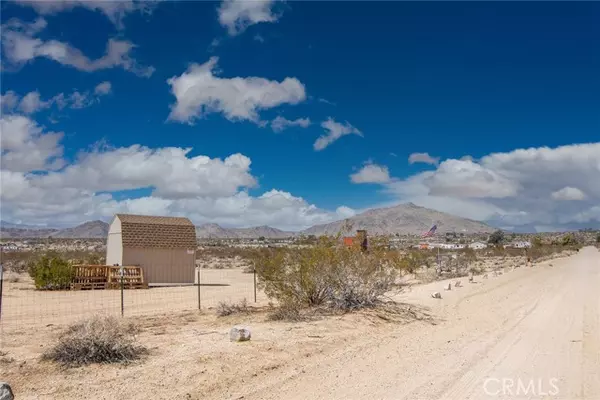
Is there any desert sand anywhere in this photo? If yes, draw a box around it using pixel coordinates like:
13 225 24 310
1 247 598 399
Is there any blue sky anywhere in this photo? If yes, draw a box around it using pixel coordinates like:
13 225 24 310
1 1 599 232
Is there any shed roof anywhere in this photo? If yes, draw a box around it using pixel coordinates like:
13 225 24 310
115 214 196 249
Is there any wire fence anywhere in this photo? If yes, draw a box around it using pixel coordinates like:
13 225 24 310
0 264 263 334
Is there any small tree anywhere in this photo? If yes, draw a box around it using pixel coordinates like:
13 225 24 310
596 233 600 243
488 230 505 245
532 236 543 247
28 254 73 290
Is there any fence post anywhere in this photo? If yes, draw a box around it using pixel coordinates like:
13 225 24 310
197 268 201 310
0 263 3 322
253 267 257 303
120 265 124 317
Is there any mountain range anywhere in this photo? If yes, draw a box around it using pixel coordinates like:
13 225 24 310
0 203 494 239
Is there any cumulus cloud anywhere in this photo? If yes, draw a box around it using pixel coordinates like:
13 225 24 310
12 0 157 29
38 146 257 199
424 159 520 198
0 115 64 172
314 118 362 151
167 57 306 124
218 0 281 36
271 116 311 132
381 142 600 231
1 18 154 76
0 121 350 230
408 152 440 166
551 186 587 201
350 162 391 184
1 83 112 115
18 91 50 114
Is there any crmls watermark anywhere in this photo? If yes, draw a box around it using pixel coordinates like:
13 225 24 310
483 378 560 397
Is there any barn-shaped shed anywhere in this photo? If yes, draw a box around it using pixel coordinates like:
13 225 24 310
106 214 197 284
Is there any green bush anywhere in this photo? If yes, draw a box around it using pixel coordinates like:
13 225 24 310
28 254 73 290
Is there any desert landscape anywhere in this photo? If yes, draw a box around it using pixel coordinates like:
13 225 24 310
1 246 598 400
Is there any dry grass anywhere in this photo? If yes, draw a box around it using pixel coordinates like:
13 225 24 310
42 315 147 367
266 301 305 322
216 298 250 317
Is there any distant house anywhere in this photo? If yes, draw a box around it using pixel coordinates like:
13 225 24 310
106 214 197 284
469 242 488 250
513 241 532 249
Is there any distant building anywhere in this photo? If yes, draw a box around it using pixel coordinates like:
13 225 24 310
106 214 197 284
469 242 488 250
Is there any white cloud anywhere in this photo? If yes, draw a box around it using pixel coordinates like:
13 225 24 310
0 115 64 172
0 125 350 230
318 98 336 106
38 146 258 199
380 142 600 230
350 162 391 184
424 158 520 198
1 91 20 111
167 57 306 124
218 0 281 36
408 152 440 166
314 118 362 151
253 34 265 43
2 83 112 115
18 91 51 114
94 81 112 95
1 18 154 76
551 186 586 201
271 116 311 132
12 0 157 29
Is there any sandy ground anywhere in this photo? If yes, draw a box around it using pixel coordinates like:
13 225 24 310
0 268 264 330
1 247 598 399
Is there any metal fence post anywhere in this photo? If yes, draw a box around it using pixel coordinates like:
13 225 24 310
120 265 124 317
0 263 4 322
253 267 257 303
197 268 201 310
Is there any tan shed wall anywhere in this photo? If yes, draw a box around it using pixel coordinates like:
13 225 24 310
106 216 123 266
122 247 196 284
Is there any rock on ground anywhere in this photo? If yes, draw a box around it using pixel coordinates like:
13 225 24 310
0 382 14 400
230 327 251 342
431 292 442 299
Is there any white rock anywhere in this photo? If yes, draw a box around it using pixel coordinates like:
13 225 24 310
230 327 251 342
0 382 14 400
431 292 442 299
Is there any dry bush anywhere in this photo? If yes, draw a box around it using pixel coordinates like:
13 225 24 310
216 298 250 317
266 301 304 322
253 237 403 313
42 315 147 367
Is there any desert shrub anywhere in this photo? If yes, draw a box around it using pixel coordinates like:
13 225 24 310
43 315 147 367
27 254 73 290
253 236 402 312
561 233 577 246
266 301 304 321
216 298 249 317
488 230 505 245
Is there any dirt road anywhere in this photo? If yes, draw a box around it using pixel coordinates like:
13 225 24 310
235 246 600 400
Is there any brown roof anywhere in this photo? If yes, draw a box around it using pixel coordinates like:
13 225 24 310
116 214 196 249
